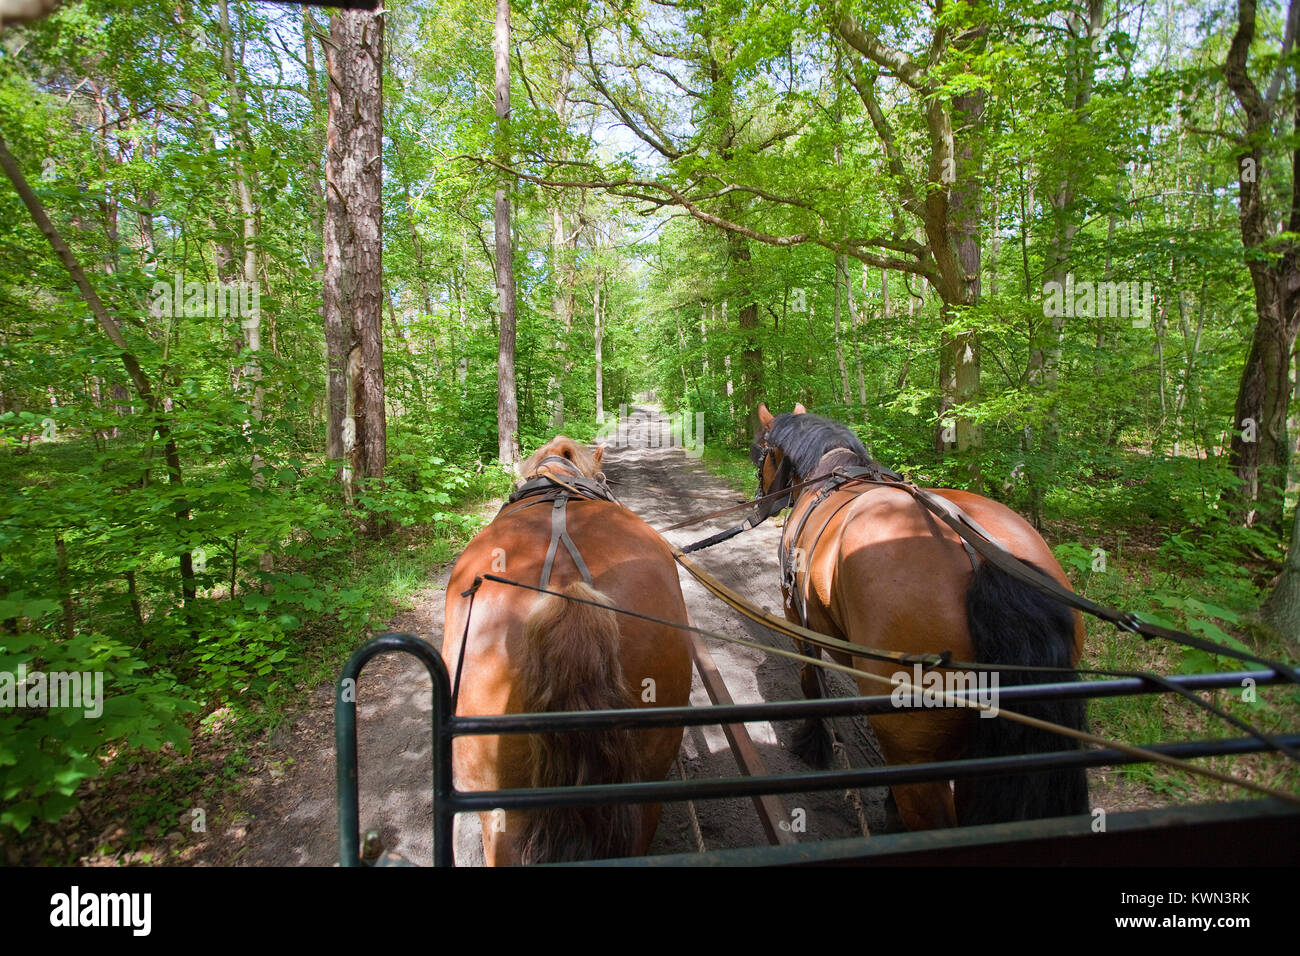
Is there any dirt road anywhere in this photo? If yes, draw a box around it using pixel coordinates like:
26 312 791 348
221 405 888 865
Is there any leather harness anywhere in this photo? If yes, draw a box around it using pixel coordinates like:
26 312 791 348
501 455 617 588
775 452 972 629
753 450 1299 685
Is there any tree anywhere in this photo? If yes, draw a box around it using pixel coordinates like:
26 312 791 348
1223 0 1299 533
494 0 521 466
837 11 990 482
324 5 387 493
1261 507 1300 637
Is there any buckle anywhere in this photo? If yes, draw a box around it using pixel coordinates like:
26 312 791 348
902 651 952 670
1117 613 1143 635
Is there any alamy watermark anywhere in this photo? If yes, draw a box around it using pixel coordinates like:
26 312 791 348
0 664 103 718
1042 274 1155 328
50 886 150 936
890 663 1000 718
150 276 260 320
595 404 704 458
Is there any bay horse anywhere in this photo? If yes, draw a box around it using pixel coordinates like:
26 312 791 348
442 436 692 864
751 403 1089 830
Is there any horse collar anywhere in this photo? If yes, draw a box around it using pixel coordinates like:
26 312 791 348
533 455 585 480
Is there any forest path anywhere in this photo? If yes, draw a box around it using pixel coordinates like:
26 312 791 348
220 404 887 866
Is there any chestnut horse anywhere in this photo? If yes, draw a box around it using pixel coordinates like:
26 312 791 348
752 403 1089 830
442 436 692 865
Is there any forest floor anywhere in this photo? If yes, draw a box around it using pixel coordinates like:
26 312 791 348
44 405 1186 867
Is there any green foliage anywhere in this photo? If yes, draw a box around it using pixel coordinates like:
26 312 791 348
1052 542 1098 580
357 430 512 529
0 617 195 833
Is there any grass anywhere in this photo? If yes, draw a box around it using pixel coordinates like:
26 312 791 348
1061 529 1300 808
698 442 758 493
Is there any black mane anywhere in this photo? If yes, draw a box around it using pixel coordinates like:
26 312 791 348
754 413 876 478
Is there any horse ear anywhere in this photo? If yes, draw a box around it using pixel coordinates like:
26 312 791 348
793 402 807 414
758 403 773 427
591 444 605 467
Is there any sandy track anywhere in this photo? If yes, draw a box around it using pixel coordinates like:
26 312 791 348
225 405 888 865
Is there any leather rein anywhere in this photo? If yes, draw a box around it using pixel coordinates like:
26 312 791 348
671 439 1300 686
454 444 1300 779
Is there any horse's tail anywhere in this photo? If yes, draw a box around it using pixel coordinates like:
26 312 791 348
516 581 642 864
962 560 1090 824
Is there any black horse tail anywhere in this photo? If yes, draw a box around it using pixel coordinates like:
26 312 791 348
961 560 1090 825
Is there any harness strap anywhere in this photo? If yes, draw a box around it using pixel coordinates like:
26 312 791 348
695 462 1300 687
862 478 1300 685
540 492 593 589
506 472 617 509
679 512 762 554
665 464 827 538
783 472 977 627
781 484 842 626
901 482 981 570
450 576 482 714
788 485 901 628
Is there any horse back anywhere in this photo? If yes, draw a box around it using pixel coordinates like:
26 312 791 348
441 496 692 863
801 484 1083 661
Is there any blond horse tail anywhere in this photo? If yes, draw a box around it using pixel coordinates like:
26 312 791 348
517 581 642 863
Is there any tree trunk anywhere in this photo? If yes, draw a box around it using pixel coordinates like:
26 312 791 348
324 7 386 484
700 304 709 381
546 53 577 429
936 76 987 490
1223 0 1300 533
302 7 326 274
1261 502 1300 639
594 280 605 423
494 0 520 465
833 254 850 404
219 0 266 489
727 232 763 440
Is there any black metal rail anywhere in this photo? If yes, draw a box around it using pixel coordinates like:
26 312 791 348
335 632 1298 867
573 798 1300 867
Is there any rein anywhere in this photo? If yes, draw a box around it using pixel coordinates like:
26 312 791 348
657 471 834 535
663 446 1300 767
472 571 1300 808
680 451 1300 688
670 546 1300 765
837 469 1300 686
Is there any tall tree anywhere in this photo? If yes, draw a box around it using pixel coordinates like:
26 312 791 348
495 0 521 465
1262 503 1300 637
324 6 387 489
837 13 990 481
1223 0 1300 533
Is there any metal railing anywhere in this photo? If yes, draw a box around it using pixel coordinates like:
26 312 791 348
335 632 1298 867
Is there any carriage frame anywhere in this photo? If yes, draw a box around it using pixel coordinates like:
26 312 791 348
336 632 1300 867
